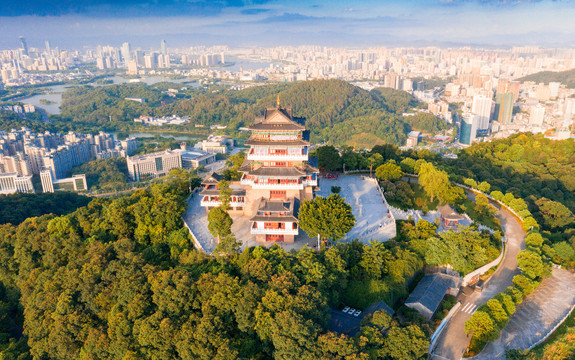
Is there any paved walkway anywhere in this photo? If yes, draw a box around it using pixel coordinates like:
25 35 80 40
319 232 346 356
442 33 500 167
471 268 575 360
316 175 396 243
182 191 218 253
432 204 526 360
182 174 395 253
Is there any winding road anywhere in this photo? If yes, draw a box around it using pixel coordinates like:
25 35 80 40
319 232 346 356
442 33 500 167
431 201 526 360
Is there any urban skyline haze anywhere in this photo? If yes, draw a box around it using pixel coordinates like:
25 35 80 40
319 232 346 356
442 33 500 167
0 0 574 49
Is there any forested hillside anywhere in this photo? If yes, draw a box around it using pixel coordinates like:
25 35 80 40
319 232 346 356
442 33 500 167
0 192 91 225
441 133 575 265
54 79 449 147
517 68 575 88
0 169 434 360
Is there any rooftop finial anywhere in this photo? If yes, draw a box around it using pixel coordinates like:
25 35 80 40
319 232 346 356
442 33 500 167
276 94 280 107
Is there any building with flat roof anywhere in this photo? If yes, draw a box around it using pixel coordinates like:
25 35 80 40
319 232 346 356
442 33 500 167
180 148 217 169
0 172 34 194
126 149 182 182
126 144 216 182
196 134 230 154
406 131 421 147
460 113 480 145
40 170 87 193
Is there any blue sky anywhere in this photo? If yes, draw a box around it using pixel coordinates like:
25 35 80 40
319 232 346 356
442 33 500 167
0 0 573 49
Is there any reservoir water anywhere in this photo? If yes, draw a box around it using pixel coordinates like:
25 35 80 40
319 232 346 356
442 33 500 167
18 76 199 115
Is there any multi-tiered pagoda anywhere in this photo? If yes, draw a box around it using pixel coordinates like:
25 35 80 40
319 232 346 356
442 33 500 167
240 101 319 242
199 100 319 243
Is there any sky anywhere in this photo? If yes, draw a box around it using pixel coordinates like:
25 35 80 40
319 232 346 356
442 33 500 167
0 0 573 49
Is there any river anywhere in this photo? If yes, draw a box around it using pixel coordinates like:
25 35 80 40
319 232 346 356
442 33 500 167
17 76 199 115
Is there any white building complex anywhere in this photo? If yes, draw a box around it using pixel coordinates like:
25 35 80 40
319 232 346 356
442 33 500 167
195 135 231 154
0 172 34 195
40 170 87 193
126 143 216 181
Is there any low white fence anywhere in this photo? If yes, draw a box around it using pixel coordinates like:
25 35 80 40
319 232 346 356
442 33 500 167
429 302 462 354
182 189 208 253
360 176 398 239
461 239 506 287
527 299 575 351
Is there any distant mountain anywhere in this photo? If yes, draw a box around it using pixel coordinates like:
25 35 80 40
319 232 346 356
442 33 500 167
517 68 575 88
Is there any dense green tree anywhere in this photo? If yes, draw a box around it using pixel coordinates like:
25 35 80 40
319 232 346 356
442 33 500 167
477 181 491 194
366 154 383 177
464 178 478 188
382 325 429 360
375 162 403 182
465 310 499 343
517 250 546 279
207 207 233 240
399 157 417 174
298 194 355 242
218 180 232 210
69 157 129 192
315 146 343 172
222 152 245 181
418 162 463 204
486 298 509 328
534 197 575 229
424 228 498 274
0 192 91 225
359 241 391 279
513 274 537 296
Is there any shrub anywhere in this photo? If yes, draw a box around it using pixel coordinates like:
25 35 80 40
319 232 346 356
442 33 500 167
477 182 491 194
490 191 504 201
486 298 509 328
525 232 544 250
496 293 516 316
505 286 524 305
513 274 536 296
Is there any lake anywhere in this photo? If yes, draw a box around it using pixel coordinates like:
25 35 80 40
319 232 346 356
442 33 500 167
113 131 206 142
17 76 199 115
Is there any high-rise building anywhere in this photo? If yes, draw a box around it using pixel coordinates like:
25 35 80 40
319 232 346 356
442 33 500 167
549 82 560 98
495 92 514 125
460 113 479 145
144 54 156 68
161 40 167 56
19 36 28 56
122 42 132 64
529 104 545 126
127 60 138 75
45 40 51 54
562 98 575 129
471 94 493 130
402 78 413 92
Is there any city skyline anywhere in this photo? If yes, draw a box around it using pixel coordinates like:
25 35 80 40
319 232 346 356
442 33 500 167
1 0 574 49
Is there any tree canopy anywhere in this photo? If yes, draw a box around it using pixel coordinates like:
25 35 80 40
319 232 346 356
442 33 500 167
298 194 355 242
